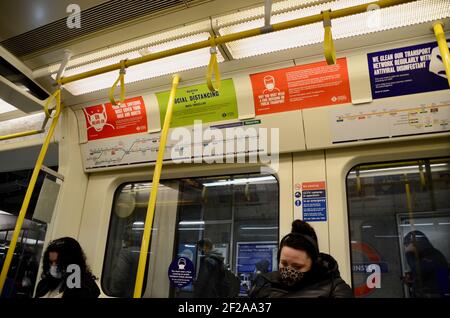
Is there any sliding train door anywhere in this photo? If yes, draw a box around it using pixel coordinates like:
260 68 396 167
80 154 292 297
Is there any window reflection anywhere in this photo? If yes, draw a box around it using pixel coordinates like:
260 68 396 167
347 158 450 298
103 174 279 298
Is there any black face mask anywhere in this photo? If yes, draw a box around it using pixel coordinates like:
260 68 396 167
279 266 306 287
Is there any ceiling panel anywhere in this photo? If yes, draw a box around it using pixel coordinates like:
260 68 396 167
0 0 109 41
0 0 210 57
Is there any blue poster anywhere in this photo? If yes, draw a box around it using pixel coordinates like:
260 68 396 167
168 256 195 288
302 188 327 222
236 242 277 296
177 244 197 291
368 40 449 99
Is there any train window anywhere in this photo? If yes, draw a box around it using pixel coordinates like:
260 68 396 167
346 158 450 298
102 174 279 298
0 167 54 298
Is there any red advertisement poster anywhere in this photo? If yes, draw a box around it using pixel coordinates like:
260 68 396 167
250 58 351 115
83 96 148 141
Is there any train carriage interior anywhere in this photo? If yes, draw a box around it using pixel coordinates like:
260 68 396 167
0 0 449 300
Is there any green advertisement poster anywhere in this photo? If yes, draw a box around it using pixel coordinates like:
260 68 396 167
156 78 238 128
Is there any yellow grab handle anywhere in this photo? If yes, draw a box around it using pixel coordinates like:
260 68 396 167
322 10 336 65
0 88 62 295
109 60 127 105
206 36 221 92
433 23 450 87
133 74 180 298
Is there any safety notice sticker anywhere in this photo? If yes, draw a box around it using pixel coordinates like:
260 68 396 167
302 181 327 222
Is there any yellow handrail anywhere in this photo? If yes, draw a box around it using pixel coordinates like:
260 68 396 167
0 129 44 141
59 0 415 86
133 74 180 298
0 88 62 295
433 23 450 87
0 88 61 141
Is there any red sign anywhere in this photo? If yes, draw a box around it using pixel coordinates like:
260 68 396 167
83 96 148 141
250 58 351 115
302 181 326 190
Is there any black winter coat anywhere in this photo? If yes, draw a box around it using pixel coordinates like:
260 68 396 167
249 253 353 298
35 273 100 298
193 250 225 298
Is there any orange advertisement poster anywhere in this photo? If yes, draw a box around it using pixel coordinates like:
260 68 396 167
83 96 148 141
250 58 351 115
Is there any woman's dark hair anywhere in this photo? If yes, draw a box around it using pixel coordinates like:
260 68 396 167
278 220 319 263
41 237 95 279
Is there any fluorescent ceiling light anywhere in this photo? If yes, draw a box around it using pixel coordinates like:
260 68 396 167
34 20 222 96
240 226 278 230
216 0 327 28
0 210 13 215
179 221 205 225
0 98 17 114
203 176 276 187
42 20 211 73
217 0 450 59
348 163 448 177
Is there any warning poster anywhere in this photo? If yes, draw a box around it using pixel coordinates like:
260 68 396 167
250 58 351 115
83 96 148 141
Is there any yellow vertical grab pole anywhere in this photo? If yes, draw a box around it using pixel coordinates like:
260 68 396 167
433 23 450 87
133 74 180 298
0 89 62 295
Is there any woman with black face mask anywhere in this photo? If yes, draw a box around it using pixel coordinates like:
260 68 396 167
35 237 100 298
249 220 353 298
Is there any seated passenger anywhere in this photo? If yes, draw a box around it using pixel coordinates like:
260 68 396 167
249 220 353 298
35 237 100 298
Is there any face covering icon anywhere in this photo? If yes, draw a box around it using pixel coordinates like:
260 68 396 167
84 104 115 132
263 75 277 92
50 265 62 279
429 45 449 79
178 258 186 270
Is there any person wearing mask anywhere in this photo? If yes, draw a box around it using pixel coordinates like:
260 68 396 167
249 219 353 298
35 237 100 298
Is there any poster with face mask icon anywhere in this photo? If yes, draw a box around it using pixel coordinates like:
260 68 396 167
83 96 148 141
367 40 450 99
250 58 351 115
